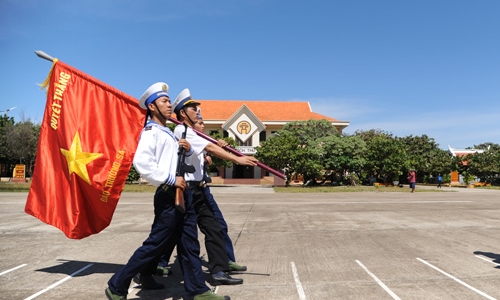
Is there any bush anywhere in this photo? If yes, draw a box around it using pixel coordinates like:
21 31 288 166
442 173 451 183
127 166 140 183
463 172 475 184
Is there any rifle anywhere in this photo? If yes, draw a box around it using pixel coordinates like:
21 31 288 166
175 124 195 213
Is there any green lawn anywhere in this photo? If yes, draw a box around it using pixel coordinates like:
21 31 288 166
0 182 31 192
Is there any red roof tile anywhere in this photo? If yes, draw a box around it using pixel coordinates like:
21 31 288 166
194 100 346 123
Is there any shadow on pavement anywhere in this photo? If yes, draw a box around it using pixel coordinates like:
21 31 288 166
474 251 500 269
35 258 186 299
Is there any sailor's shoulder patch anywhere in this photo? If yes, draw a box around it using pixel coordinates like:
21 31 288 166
144 126 153 131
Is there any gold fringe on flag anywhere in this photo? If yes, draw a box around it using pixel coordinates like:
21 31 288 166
37 58 59 90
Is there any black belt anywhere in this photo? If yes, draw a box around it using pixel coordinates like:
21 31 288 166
187 181 205 187
159 184 172 192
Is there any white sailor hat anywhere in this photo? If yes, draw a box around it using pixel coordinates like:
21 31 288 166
139 82 169 110
172 88 201 115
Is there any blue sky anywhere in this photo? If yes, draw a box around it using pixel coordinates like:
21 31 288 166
1 0 499 150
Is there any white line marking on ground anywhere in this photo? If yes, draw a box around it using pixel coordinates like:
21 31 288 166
475 255 500 266
0 264 27 276
355 260 401 300
24 263 93 300
417 258 497 300
290 261 306 300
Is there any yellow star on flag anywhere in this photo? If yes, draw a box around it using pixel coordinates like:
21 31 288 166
60 131 103 185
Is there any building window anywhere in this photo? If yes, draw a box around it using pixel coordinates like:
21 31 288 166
223 130 229 138
209 130 219 136
259 131 266 142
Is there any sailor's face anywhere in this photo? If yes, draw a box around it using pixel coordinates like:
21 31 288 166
152 96 172 117
183 105 199 122
194 120 205 131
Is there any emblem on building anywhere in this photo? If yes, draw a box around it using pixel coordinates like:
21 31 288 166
237 121 251 134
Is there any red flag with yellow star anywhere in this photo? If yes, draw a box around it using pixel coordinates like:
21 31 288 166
25 59 144 239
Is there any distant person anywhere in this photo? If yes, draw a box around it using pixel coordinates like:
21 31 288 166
437 174 443 188
408 169 416 193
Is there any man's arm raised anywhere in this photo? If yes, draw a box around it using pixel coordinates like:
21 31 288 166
204 143 258 166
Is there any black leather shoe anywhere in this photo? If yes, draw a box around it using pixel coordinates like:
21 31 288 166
211 273 243 285
133 273 165 290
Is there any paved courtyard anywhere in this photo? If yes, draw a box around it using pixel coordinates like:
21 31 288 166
1 186 499 299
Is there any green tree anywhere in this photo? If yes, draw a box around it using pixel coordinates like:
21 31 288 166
400 134 445 178
465 148 500 183
255 129 311 185
256 119 339 185
427 149 454 177
356 129 407 183
5 119 40 176
0 115 16 168
319 134 367 184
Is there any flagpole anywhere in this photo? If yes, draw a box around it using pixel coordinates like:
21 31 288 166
34 50 287 180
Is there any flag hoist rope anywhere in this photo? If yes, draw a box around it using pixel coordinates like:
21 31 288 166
34 50 287 180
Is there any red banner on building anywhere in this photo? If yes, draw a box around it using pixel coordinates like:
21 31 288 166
25 60 144 239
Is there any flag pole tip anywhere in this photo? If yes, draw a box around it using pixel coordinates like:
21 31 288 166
35 50 54 62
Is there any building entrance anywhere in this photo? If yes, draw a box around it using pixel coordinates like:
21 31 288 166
234 165 254 178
